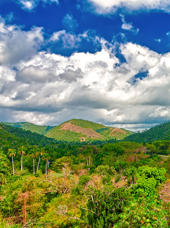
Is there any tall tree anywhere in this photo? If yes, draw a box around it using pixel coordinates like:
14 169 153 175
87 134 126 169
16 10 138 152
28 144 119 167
30 146 38 175
36 149 44 172
18 146 25 171
8 148 16 175
30 152 36 175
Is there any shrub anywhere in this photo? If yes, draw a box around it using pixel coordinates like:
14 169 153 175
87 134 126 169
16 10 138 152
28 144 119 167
79 175 90 185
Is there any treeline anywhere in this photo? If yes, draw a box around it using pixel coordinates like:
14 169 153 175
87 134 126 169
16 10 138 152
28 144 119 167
124 121 170 142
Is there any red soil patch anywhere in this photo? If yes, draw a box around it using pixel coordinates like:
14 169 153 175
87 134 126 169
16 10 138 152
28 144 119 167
109 128 126 136
60 122 102 139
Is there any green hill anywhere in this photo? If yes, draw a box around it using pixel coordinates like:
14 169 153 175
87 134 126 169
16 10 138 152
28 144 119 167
124 121 170 143
4 122 53 135
45 119 133 142
3 119 133 142
0 122 58 149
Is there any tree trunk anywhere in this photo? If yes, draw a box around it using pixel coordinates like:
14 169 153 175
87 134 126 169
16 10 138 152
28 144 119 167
37 156 41 172
33 158 35 175
12 156 15 175
45 159 48 178
21 154 23 171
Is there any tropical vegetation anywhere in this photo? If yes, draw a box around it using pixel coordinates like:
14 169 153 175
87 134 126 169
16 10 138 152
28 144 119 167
0 120 170 227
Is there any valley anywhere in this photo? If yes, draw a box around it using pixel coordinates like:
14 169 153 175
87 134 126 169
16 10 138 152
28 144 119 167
0 120 170 227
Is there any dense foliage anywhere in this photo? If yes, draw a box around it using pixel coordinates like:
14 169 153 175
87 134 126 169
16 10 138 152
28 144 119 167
5 122 53 135
124 121 170 142
0 122 170 227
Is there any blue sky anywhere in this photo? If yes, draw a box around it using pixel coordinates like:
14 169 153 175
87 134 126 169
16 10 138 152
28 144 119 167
1 0 170 131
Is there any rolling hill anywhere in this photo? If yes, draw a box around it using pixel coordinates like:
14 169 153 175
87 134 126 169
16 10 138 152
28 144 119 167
124 121 170 143
4 119 133 142
44 119 133 142
0 122 58 148
4 122 53 135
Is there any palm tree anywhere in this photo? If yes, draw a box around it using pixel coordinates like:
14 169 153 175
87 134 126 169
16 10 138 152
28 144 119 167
30 152 36 175
18 146 25 171
36 149 44 173
30 146 38 175
8 148 16 175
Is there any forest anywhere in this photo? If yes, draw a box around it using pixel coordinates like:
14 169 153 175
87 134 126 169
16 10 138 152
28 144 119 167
0 122 170 227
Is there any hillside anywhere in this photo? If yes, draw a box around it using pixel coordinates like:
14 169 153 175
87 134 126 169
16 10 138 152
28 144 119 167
124 121 170 143
0 122 58 148
4 122 53 135
45 119 133 142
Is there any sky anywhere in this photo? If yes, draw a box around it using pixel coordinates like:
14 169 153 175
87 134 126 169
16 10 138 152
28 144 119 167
1 0 170 131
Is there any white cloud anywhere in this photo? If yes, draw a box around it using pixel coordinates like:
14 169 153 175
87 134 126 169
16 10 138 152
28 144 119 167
19 0 36 10
120 15 139 34
0 19 43 65
13 111 55 125
18 0 59 11
87 0 170 13
50 30 89 49
1 19 170 129
16 66 55 83
122 23 133 31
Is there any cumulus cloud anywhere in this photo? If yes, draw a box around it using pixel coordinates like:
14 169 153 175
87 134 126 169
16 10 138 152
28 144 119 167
87 0 170 14
13 111 55 125
1 19 170 130
0 19 43 65
58 69 83 82
16 66 55 83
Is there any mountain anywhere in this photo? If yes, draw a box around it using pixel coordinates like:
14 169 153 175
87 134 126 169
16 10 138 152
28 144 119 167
4 119 133 142
0 122 58 148
44 119 133 142
124 121 170 143
4 122 53 135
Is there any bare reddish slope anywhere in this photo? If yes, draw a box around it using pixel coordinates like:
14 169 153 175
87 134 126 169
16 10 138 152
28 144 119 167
60 121 102 139
109 128 126 136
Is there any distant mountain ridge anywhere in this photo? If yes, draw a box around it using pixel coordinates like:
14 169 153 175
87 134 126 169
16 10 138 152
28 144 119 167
4 122 53 135
4 119 133 142
0 122 58 148
124 121 170 143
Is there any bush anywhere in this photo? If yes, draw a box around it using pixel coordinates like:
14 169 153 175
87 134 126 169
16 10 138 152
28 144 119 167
138 166 166 187
114 195 168 228
81 187 130 228
79 175 90 185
